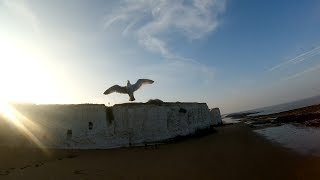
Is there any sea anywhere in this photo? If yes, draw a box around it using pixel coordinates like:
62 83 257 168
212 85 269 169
249 95 320 116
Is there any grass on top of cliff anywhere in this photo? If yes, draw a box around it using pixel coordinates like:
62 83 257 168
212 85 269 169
113 99 205 107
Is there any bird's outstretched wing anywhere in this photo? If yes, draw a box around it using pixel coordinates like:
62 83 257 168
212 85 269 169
103 85 127 95
132 79 154 92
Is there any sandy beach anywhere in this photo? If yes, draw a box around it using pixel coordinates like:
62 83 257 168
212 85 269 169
1 123 320 180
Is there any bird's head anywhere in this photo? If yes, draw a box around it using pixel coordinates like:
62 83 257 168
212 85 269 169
127 80 131 86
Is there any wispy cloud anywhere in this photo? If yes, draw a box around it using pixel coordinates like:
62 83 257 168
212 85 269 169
104 0 226 64
1 0 39 32
269 46 320 71
282 63 320 81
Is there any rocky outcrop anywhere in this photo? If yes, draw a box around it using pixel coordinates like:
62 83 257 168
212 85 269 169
210 108 222 125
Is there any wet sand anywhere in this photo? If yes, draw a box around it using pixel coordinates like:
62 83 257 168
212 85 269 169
1 123 320 180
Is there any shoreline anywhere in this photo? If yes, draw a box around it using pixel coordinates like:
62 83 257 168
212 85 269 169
1 123 320 179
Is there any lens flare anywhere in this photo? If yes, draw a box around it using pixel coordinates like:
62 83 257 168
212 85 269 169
0 102 49 153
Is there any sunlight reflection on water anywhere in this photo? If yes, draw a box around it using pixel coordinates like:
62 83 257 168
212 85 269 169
222 117 241 124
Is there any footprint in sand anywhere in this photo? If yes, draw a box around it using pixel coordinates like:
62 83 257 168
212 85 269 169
34 162 44 167
0 170 10 175
73 169 87 175
20 165 31 170
67 154 79 159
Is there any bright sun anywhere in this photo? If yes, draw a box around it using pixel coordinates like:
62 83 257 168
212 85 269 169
0 35 66 104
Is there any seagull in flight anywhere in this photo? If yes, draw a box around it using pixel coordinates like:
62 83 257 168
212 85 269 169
103 79 154 101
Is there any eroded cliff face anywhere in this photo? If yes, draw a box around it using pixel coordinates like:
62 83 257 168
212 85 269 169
210 108 222 125
0 103 219 149
110 103 213 146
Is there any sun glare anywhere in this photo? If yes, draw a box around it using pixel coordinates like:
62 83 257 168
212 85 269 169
0 102 16 121
0 102 48 151
0 35 59 152
0 34 68 104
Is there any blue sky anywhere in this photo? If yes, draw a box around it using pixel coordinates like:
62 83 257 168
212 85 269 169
0 0 320 113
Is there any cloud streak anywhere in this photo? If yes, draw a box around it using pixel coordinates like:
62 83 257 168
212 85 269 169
269 46 320 71
1 0 40 32
282 63 320 81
